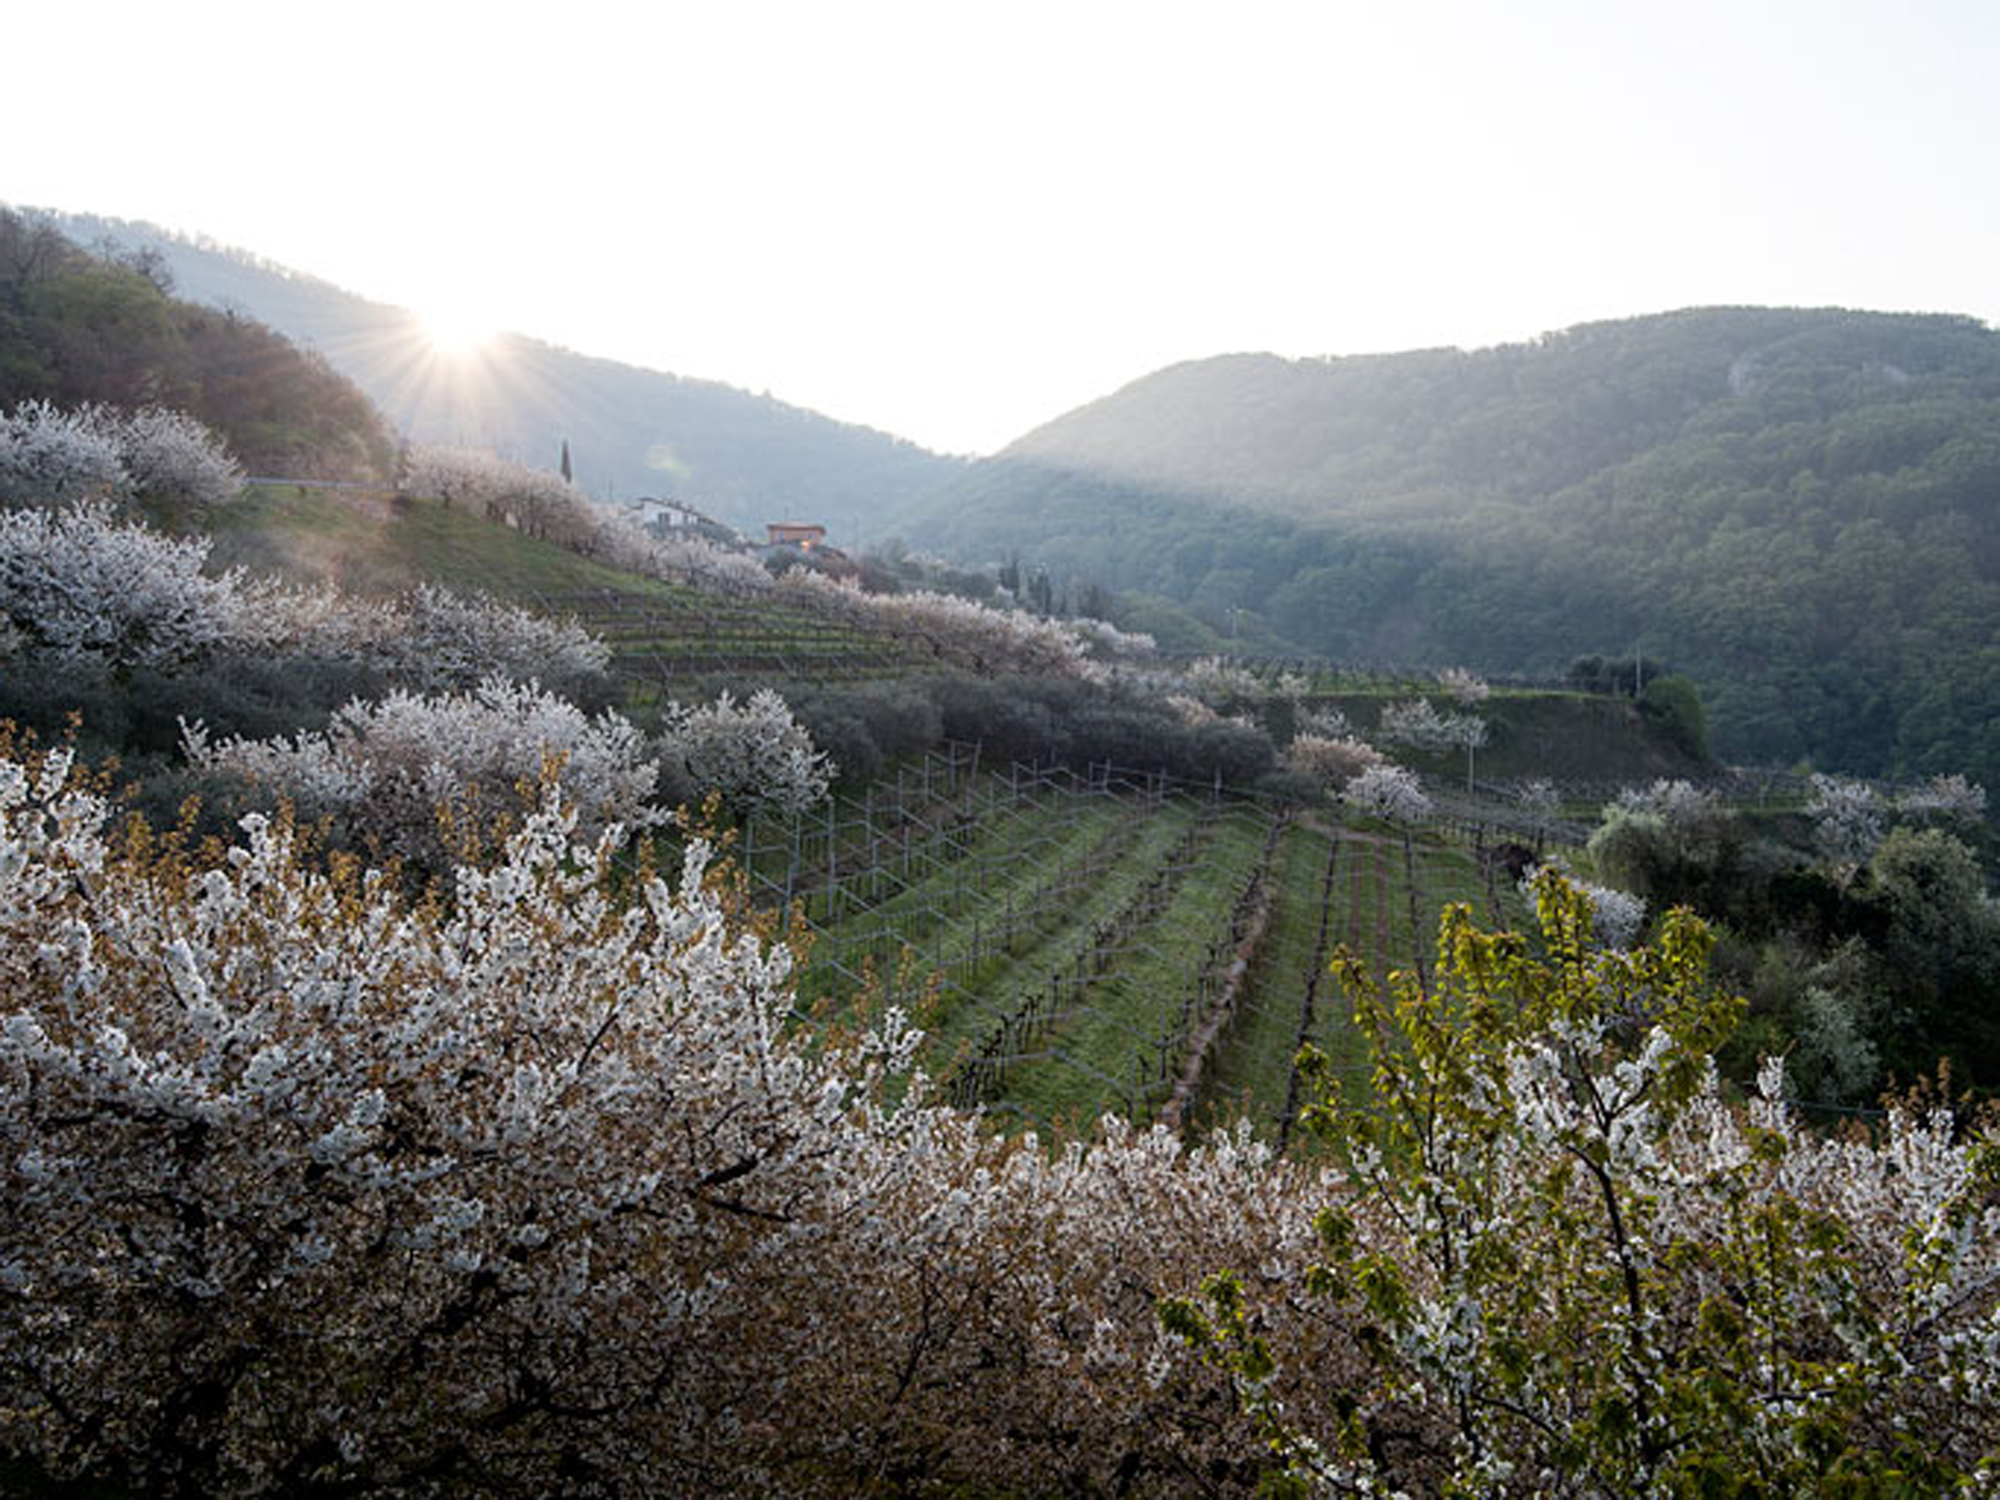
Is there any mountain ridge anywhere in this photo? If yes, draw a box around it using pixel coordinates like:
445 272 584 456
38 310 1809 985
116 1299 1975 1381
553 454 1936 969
35 209 963 533
907 306 2000 791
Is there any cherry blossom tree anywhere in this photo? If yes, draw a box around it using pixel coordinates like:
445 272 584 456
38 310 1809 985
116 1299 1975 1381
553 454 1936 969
3 746 1998 1494
1516 776 1561 844
1169 872 2000 1494
782 570 1141 682
1898 771 1989 829
109 405 245 511
0 400 126 507
0 747 921 1492
1343 762 1431 823
1807 771 1888 871
1436 664 1490 706
403 443 584 542
1522 861 1648 949
182 676 657 866
1285 732 1387 793
1379 697 1486 786
1 504 607 692
654 688 831 814
0 400 242 511
0 501 276 671
1296 703 1352 739
1183 654 1264 705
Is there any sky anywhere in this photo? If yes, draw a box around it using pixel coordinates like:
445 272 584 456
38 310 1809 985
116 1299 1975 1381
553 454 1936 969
9 0 2000 455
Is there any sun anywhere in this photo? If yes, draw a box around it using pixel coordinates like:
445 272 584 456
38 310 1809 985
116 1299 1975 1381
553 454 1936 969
417 303 496 357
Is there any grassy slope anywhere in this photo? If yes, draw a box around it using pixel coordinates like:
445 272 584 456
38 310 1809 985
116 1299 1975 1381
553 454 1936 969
204 486 945 693
205 485 693 603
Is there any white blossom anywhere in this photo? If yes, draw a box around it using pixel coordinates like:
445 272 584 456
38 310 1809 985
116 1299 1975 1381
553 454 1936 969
183 676 658 864
655 688 831 814
1344 763 1432 822
0 400 241 511
1897 772 1988 828
1378 697 1485 753
1808 773 1887 867
1436 666 1491 706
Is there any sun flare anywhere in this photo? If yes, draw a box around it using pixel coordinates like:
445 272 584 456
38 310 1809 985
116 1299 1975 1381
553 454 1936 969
418 304 495 357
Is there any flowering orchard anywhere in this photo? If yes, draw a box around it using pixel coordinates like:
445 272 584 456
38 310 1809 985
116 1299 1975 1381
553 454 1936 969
2 748 1997 1493
781 568 1155 682
0 399 243 511
182 675 660 868
0 744 1314 1493
0 503 607 689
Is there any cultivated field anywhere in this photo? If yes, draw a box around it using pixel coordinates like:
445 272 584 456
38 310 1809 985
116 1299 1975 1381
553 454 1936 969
741 745 1540 1136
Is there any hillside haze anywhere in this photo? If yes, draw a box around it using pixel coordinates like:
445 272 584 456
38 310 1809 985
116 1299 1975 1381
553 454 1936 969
906 307 2000 789
44 211 963 534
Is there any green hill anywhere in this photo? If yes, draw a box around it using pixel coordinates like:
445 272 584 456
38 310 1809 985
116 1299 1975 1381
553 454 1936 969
43 210 965 532
902 308 2000 789
0 208 396 480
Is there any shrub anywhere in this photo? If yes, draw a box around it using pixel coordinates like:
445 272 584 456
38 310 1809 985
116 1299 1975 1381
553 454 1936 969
1640 673 1709 760
785 679 945 783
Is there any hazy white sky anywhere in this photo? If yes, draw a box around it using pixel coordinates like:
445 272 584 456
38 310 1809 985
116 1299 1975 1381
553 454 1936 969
9 0 2000 453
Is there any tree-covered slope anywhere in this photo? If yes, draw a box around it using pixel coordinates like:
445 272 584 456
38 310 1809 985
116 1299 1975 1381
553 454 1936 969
0 209 397 480
43 211 965 532
906 308 2000 788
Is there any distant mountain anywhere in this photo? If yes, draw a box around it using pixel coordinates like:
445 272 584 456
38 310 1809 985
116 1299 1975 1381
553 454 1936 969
905 308 2000 789
44 211 963 533
0 208 397 480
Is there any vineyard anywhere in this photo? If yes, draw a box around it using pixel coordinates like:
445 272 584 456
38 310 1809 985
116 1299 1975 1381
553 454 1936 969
541 585 967 690
740 745 1541 1136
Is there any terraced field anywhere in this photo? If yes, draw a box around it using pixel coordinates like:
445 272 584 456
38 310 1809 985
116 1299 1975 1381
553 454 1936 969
744 748 1543 1137
210 487 957 691
543 585 957 694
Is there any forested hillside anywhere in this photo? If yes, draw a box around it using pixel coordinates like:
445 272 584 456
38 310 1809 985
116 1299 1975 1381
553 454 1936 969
42 211 964 530
906 308 2000 788
0 209 396 481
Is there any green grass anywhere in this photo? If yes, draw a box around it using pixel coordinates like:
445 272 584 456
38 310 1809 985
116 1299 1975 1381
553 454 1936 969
1003 808 1271 1123
803 800 1138 1015
1196 820 1360 1133
208 485 686 603
776 770 1556 1140
916 804 1204 1083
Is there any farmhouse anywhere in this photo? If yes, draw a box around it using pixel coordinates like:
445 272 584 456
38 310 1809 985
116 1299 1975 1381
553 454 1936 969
629 496 718 532
766 520 828 548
